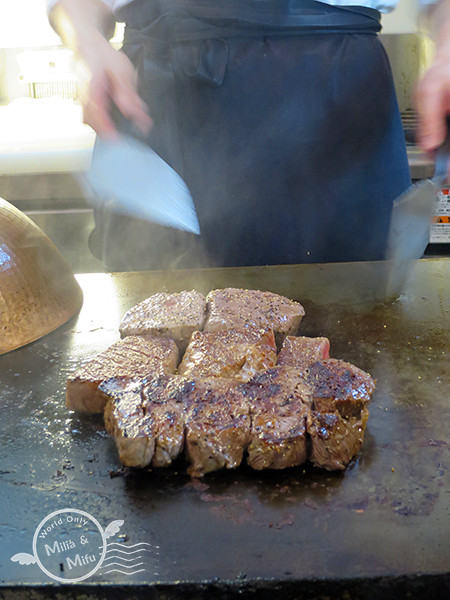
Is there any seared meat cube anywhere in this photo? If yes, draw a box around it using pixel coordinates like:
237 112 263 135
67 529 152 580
66 336 179 413
302 359 375 417
277 335 330 370
241 367 311 470
119 290 206 350
302 359 375 470
102 374 193 468
102 377 155 468
178 328 277 382
204 288 305 346
307 408 370 471
141 375 194 468
184 378 251 477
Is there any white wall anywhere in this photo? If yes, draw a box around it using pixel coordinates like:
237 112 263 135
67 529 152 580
380 0 435 109
381 0 420 34
0 0 60 48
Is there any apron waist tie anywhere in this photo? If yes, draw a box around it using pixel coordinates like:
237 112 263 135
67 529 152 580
117 0 382 43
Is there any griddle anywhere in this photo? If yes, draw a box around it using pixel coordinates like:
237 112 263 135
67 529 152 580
0 260 449 599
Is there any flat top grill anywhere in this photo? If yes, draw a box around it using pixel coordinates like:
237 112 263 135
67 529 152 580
0 261 449 598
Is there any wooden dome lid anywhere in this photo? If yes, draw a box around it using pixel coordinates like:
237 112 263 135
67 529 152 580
0 197 83 354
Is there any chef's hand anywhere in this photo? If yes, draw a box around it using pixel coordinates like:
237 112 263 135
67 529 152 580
77 42 152 140
49 0 152 139
415 0 450 152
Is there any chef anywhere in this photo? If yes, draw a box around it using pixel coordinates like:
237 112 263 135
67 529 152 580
48 0 450 271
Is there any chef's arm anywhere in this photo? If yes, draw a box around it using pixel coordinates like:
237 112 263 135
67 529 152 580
49 0 151 139
416 0 450 151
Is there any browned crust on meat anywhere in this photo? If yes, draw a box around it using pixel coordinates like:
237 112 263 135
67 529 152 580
302 358 376 416
242 367 311 470
277 336 330 370
102 378 155 468
66 336 179 413
204 288 305 345
301 359 375 470
67 288 378 474
185 378 251 477
141 375 194 468
101 375 193 469
178 328 277 381
100 359 375 473
247 403 309 470
307 408 370 471
119 290 206 350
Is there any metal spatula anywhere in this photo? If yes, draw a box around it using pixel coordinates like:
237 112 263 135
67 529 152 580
385 135 449 299
82 134 200 235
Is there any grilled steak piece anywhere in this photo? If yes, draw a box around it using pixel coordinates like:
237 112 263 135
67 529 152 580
104 375 251 476
184 378 251 477
178 328 277 382
102 374 193 468
68 284 376 475
119 290 207 351
141 375 194 468
101 358 375 473
307 408 370 471
66 336 179 413
303 359 375 417
241 367 311 470
277 335 330 370
302 359 375 470
102 377 155 468
204 288 305 346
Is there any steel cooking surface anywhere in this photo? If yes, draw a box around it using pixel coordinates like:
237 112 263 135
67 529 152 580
0 260 449 599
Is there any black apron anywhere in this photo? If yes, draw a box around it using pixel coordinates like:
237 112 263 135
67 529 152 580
89 0 411 271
